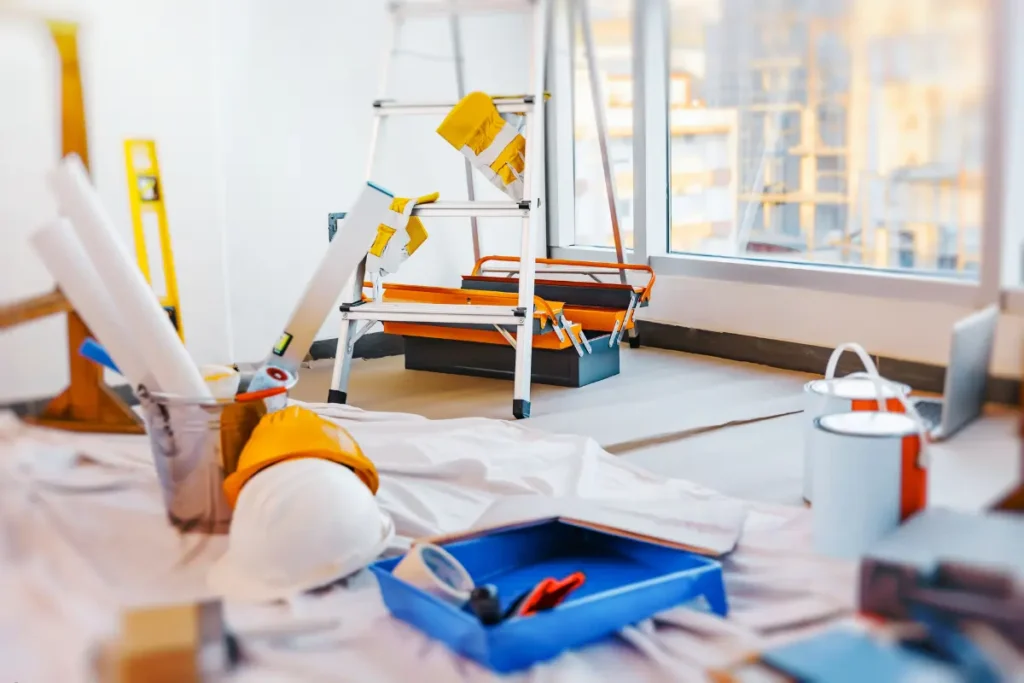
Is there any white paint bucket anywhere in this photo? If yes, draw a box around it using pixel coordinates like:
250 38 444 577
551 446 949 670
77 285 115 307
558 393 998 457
802 376 911 502
811 410 927 559
802 342 912 504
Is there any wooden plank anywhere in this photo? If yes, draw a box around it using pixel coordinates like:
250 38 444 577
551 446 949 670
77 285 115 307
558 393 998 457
21 311 145 435
0 289 72 330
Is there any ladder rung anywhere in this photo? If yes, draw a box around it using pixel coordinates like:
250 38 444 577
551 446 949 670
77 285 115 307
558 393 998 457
481 268 625 276
389 0 533 19
340 302 528 326
373 97 534 116
412 201 530 218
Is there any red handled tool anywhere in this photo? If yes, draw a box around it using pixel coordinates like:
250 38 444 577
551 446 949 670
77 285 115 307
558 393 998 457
503 572 586 620
234 386 288 403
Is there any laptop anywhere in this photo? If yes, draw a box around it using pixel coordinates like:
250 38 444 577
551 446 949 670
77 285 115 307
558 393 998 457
912 305 999 441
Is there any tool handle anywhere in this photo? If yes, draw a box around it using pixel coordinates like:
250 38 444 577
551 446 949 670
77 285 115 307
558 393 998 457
79 337 121 374
824 342 879 380
235 386 287 403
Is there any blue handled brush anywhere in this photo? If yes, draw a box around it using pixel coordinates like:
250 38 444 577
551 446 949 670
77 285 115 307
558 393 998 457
79 337 121 374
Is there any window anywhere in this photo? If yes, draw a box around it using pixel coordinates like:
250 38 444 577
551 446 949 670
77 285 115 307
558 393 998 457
665 0 988 281
572 0 633 249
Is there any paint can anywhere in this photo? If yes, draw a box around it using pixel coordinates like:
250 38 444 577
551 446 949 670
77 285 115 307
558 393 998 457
811 410 926 559
802 376 911 503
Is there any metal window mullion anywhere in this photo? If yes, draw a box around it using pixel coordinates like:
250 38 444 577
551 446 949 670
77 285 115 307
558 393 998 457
633 0 669 264
547 0 576 250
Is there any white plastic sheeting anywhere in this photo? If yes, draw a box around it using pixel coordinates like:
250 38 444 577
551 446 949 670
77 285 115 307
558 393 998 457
0 403 855 683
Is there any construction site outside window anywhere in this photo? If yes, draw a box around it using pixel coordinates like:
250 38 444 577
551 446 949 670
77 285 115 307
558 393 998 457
555 0 1024 322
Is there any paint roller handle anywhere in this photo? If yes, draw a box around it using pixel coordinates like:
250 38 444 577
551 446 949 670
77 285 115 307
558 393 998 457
235 386 287 403
824 342 880 380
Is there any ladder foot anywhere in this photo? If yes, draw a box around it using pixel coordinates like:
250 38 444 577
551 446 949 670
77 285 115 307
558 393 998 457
513 398 531 419
629 335 640 349
327 389 348 405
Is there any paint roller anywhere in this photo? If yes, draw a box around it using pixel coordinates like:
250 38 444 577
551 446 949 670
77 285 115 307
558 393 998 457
263 182 436 372
49 155 209 399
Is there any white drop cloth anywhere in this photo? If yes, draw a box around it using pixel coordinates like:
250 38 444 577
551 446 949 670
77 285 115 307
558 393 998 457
0 403 855 682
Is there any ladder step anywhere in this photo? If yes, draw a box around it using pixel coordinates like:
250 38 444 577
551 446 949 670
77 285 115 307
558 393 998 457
373 97 535 117
340 302 528 326
480 267 627 276
389 0 533 19
412 201 530 218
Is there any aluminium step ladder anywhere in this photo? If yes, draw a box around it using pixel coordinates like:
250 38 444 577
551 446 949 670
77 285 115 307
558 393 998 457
327 0 632 418
328 0 552 419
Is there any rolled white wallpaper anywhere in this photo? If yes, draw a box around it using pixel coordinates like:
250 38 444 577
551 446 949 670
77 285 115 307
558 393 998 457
31 217 152 391
49 154 209 398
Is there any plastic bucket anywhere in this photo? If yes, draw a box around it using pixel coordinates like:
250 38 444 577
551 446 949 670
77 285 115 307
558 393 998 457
802 376 911 503
802 342 911 504
811 411 925 559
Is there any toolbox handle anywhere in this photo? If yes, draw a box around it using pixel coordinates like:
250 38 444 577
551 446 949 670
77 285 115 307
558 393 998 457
472 255 657 304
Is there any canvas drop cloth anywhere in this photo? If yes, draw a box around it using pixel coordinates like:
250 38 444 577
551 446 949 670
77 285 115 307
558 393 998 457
0 402 855 683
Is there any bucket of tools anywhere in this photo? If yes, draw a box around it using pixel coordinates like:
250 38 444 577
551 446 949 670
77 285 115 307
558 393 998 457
138 387 270 534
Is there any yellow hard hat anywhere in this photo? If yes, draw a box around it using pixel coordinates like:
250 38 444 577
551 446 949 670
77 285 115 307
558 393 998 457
222 406 378 508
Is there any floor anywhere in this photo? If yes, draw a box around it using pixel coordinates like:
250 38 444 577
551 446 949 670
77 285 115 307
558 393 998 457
292 348 815 505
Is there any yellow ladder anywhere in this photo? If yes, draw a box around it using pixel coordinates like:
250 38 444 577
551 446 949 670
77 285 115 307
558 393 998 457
123 139 185 341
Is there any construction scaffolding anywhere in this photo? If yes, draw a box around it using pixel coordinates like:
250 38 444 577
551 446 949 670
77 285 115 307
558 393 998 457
671 0 987 275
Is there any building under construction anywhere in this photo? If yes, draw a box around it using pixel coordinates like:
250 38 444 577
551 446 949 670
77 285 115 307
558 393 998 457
578 0 987 277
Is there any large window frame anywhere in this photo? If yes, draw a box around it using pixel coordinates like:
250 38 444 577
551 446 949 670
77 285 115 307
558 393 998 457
549 0 1024 322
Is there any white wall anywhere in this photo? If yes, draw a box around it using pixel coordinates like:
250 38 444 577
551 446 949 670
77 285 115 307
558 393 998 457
0 14 64 403
219 0 533 362
0 0 232 402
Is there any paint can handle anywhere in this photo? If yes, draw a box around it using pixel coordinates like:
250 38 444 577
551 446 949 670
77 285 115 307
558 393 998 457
838 371 932 469
824 342 879 380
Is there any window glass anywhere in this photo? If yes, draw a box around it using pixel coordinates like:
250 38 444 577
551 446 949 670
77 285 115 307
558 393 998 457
667 0 988 279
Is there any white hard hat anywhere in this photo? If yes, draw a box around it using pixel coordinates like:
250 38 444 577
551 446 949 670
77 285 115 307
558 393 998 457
208 458 394 602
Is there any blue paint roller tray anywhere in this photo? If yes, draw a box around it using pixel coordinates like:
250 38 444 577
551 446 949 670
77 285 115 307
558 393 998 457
370 519 727 673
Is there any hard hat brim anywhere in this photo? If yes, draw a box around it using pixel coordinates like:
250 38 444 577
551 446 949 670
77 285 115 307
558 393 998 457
208 512 396 603
223 449 380 508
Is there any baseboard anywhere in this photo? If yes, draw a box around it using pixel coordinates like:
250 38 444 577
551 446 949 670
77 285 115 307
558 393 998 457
308 331 404 361
1 383 139 417
636 320 1021 406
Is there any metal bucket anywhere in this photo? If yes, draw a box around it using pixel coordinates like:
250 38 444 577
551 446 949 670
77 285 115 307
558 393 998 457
802 376 911 503
138 388 265 534
810 410 925 559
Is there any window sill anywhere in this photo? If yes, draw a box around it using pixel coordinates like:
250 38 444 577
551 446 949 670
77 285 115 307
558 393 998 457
552 246 984 308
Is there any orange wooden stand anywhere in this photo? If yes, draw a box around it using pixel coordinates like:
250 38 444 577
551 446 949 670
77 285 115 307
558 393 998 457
0 289 144 434
0 22 142 435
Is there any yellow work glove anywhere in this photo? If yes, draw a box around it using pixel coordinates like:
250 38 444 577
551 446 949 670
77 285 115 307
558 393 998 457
437 92 525 200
